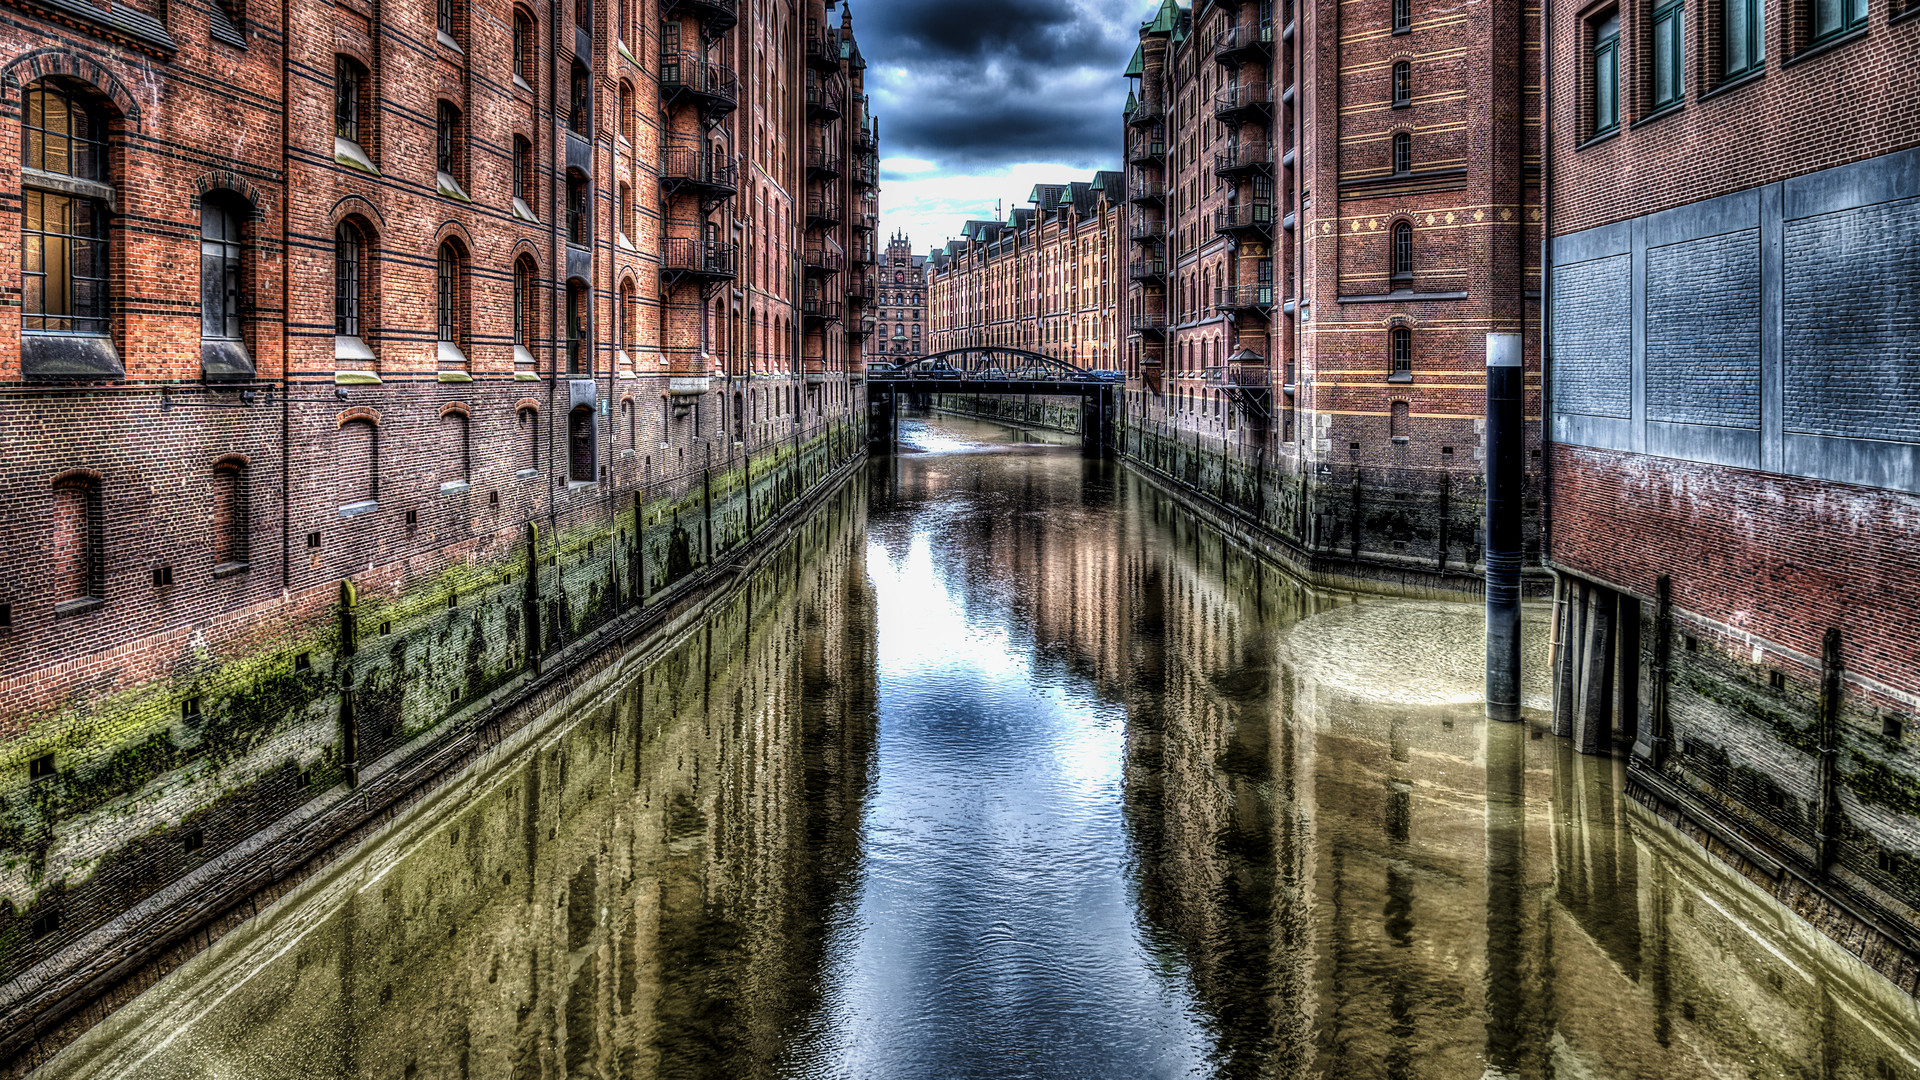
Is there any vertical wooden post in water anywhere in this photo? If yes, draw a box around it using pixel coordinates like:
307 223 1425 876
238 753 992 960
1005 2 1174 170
1815 628 1844 875
337 580 359 788
631 491 645 609
1633 575 1673 768
523 521 543 677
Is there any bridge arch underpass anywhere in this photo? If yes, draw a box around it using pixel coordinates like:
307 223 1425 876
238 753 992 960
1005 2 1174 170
866 347 1120 453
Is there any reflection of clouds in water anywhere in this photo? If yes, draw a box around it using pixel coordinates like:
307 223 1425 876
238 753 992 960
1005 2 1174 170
1281 600 1554 711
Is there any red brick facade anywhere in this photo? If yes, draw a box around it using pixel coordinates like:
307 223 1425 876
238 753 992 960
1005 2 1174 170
0 0 876 1040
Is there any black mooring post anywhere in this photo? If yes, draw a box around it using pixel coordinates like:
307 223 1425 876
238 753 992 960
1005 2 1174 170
890 386 899 453
1486 332 1524 720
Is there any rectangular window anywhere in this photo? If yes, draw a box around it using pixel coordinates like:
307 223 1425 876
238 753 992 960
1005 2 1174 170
1392 0 1411 31
1592 13 1620 136
1722 0 1763 77
334 58 360 143
24 191 109 334
1651 0 1684 110
1812 0 1865 41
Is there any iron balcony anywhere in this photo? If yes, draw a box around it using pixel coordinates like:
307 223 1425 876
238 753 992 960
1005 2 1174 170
1128 135 1166 165
1214 144 1274 177
660 148 738 201
1127 100 1164 128
1129 181 1164 206
806 194 841 229
803 244 843 275
660 0 736 36
1130 314 1168 336
1214 202 1274 238
852 126 877 153
1213 21 1274 64
851 159 878 187
660 55 738 118
804 23 840 71
1128 216 1166 242
847 277 875 305
1213 84 1273 123
1204 361 1273 392
660 238 736 284
802 297 842 325
806 78 843 122
1216 283 1275 316
1129 258 1167 282
806 146 842 179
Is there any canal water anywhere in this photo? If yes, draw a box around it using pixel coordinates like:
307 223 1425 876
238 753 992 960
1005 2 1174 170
36 416 1920 1079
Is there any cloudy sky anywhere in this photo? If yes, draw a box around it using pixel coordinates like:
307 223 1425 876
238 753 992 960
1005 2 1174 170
856 0 1152 255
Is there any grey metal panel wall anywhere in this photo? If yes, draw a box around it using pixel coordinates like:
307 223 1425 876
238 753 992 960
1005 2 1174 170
1549 144 1920 494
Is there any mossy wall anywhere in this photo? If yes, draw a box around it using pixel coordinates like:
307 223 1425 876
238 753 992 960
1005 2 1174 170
0 420 865 986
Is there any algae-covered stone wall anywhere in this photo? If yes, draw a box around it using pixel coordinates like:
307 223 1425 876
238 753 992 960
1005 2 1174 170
1118 416 1542 591
931 392 1085 436
0 419 865 993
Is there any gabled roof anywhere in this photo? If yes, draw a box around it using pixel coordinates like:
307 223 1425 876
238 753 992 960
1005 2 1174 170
1095 170 1126 200
1028 183 1068 210
1123 44 1144 77
1146 0 1179 35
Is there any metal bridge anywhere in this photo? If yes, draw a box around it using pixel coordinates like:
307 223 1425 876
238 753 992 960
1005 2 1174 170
866 347 1121 452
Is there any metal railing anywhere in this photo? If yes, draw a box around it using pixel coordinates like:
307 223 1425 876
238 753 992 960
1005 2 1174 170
660 55 738 108
1214 202 1275 233
1213 85 1273 119
660 148 738 192
660 238 735 277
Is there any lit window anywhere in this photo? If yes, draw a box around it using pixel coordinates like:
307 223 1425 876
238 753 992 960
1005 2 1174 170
23 81 109 337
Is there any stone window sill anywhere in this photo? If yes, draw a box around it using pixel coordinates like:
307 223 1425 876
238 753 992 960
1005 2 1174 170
55 596 103 617
1387 372 1413 384
1631 101 1684 130
1575 127 1620 152
340 499 378 519
1783 25 1868 70
1701 68 1764 103
440 481 471 495
213 561 249 580
437 28 463 53
516 468 540 480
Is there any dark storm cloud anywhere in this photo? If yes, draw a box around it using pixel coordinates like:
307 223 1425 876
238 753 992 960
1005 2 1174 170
860 0 1146 171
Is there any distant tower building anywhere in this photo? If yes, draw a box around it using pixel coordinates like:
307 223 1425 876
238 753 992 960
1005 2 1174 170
876 231 927 361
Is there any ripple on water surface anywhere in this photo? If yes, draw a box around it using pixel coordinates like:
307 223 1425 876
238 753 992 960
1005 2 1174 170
32 414 1920 1080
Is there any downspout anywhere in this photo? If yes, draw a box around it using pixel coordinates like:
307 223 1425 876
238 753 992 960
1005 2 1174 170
1539 0 1554 566
548 0 561 541
279 0 292 590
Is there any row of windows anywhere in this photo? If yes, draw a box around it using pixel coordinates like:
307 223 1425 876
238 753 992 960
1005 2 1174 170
1587 0 1876 139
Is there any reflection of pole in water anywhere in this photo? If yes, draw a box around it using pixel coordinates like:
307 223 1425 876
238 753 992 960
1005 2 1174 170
1384 707 1414 1080
1483 717 1526 1075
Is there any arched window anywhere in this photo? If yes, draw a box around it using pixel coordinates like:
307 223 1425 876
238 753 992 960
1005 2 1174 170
1391 131 1411 175
338 418 378 508
22 80 111 347
212 459 248 570
441 409 471 485
513 136 534 217
566 280 589 374
618 82 634 144
512 9 535 85
436 102 467 196
333 57 374 169
518 406 540 471
1390 400 1411 441
513 256 537 364
436 242 464 348
567 405 595 483
619 280 637 351
1391 221 1413 284
335 221 366 339
569 63 591 135
1390 326 1413 380
50 473 104 610
1392 61 1411 106
617 182 631 241
566 171 590 246
621 398 635 448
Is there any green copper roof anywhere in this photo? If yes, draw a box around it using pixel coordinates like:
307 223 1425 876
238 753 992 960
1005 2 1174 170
1123 44 1143 76
1124 89 1137 115
1147 0 1178 35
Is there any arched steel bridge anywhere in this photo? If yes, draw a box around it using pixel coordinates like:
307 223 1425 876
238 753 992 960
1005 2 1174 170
867 347 1123 390
865 347 1122 452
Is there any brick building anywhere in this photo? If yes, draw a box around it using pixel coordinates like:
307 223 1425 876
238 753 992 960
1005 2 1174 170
874 230 926 362
1118 0 1540 585
925 173 1125 372
0 0 876 1041
1542 0 1920 983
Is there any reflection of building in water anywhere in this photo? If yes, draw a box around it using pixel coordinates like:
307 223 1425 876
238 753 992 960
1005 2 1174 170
43 485 877 1080
1105 468 1920 1079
